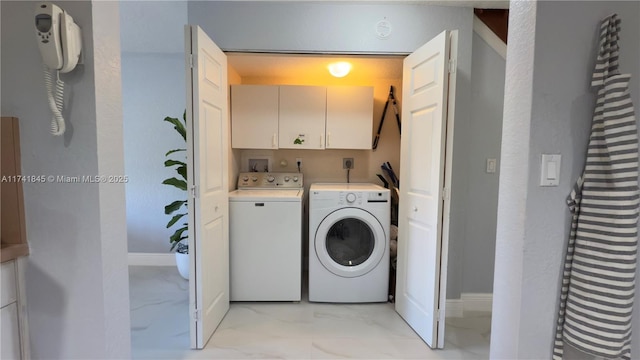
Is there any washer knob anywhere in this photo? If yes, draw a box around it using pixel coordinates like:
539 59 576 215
266 175 275 183
251 176 258 182
346 193 357 203
284 176 290 182
293 176 299 182
242 176 249 182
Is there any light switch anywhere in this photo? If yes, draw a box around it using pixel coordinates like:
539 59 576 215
547 161 557 180
540 154 561 186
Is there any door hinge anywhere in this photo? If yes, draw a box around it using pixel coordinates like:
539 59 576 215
191 185 198 198
448 58 457 74
193 309 201 322
188 54 195 68
441 187 450 201
435 308 442 321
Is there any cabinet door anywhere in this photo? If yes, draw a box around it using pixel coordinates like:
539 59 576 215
231 85 279 149
326 86 374 149
279 85 326 149
0 302 22 360
1 302 21 360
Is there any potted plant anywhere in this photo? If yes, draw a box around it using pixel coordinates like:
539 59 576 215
163 112 189 279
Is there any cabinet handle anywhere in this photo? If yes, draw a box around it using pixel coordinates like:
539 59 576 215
320 134 324 148
327 132 331 147
272 133 277 148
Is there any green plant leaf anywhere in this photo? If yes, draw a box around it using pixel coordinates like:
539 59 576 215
162 177 187 191
165 116 186 141
170 237 188 251
165 159 186 168
166 148 186 156
169 226 188 251
166 110 189 252
170 226 188 243
165 200 187 214
177 165 187 181
166 213 186 228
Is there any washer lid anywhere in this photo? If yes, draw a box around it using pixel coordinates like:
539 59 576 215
228 189 303 202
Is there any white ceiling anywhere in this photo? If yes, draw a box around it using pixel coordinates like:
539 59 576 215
227 53 404 80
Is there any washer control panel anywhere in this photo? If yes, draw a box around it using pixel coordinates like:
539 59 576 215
237 172 303 189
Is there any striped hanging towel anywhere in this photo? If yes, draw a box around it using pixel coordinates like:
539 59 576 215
553 14 638 360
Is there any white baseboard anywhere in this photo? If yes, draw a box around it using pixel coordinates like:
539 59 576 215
446 293 493 317
461 292 493 312
445 299 464 318
128 253 176 266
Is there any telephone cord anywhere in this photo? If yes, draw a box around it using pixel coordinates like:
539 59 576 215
43 65 66 136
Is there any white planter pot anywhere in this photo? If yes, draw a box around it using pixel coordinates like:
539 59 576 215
175 252 189 280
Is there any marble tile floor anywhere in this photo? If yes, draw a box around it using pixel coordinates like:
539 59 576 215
129 266 491 359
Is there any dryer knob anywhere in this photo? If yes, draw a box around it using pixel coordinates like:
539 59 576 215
346 193 356 203
284 176 290 182
293 176 299 182
251 176 258 182
242 176 249 182
266 175 275 182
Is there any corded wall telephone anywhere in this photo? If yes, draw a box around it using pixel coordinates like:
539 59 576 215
35 2 82 136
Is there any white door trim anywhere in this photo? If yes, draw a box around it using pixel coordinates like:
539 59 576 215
436 29 458 349
473 15 507 60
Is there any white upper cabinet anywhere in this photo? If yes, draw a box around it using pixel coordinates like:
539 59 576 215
279 85 327 149
231 85 279 149
230 85 373 150
326 86 374 149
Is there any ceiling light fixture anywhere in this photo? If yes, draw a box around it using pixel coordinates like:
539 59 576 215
328 62 352 78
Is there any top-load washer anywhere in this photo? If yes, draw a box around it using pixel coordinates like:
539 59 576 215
229 172 303 301
309 183 390 303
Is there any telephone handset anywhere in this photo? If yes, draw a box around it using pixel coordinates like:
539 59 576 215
35 2 82 136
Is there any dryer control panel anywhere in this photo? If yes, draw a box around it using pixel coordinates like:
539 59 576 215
237 172 303 189
337 190 389 206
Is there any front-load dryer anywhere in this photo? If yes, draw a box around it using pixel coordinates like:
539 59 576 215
309 183 390 303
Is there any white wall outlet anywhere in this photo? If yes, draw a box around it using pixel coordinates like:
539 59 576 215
486 158 497 173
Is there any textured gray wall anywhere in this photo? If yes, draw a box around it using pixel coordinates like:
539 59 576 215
119 1 187 53
0 1 130 358
491 1 640 358
462 32 505 294
120 2 190 254
188 0 474 299
122 53 187 253
120 1 189 254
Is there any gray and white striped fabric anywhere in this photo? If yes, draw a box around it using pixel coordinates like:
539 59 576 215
553 14 638 360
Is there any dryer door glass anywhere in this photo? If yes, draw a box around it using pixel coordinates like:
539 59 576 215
326 218 374 267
